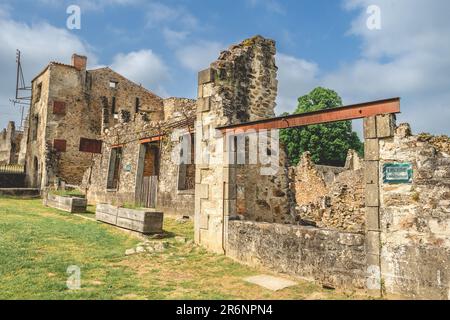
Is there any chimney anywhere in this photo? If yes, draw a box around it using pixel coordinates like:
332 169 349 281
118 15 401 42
71 54 87 71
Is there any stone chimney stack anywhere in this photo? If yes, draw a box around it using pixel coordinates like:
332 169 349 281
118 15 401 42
71 54 87 71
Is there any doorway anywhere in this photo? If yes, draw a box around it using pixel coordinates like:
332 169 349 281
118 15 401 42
137 142 160 208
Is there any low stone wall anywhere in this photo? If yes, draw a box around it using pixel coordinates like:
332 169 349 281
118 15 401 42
0 173 26 188
44 194 87 213
96 204 163 234
227 220 367 290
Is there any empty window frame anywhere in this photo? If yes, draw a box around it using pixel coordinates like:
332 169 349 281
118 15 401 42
109 81 118 89
177 133 195 191
107 147 122 190
135 97 140 113
111 97 117 115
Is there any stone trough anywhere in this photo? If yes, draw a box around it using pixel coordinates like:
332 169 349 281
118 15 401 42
44 193 87 213
95 204 164 234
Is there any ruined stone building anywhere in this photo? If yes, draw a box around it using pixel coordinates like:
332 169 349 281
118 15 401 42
25 54 165 189
0 121 23 165
14 35 450 299
84 97 197 216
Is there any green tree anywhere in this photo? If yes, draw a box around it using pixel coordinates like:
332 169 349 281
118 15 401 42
280 87 363 166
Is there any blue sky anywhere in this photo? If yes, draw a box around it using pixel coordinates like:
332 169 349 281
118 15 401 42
1 0 449 135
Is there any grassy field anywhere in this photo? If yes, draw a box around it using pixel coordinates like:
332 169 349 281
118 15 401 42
0 197 366 300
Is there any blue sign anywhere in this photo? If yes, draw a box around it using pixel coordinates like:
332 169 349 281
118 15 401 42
383 163 413 184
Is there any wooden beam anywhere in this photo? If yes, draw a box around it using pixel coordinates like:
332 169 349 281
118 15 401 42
218 97 400 132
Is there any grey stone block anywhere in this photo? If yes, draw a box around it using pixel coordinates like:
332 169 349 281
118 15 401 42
365 184 379 207
365 161 379 185
364 117 377 139
364 139 379 161
198 68 214 85
376 114 395 138
365 207 380 231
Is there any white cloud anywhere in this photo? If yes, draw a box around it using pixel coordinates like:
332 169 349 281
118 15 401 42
111 49 170 97
175 41 224 71
275 0 450 135
145 2 198 30
163 27 190 47
0 13 96 129
276 53 319 114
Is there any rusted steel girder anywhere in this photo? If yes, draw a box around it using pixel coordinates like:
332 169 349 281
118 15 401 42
217 97 400 132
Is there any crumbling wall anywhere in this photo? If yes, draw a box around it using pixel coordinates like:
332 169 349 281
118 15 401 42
379 124 450 299
195 35 284 253
0 121 23 165
292 150 366 233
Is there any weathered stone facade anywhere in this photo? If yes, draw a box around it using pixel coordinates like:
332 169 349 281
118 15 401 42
0 121 23 165
378 124 450 299
24 54 163 189
85 97 197 217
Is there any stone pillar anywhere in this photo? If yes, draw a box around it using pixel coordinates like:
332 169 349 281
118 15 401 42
194 36 278 254
364 114 396 296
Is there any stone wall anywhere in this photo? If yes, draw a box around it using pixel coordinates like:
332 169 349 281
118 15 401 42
291 150 366 233
378 124 450 299
195 35 282 253
0 122 23 165
227 220 367 290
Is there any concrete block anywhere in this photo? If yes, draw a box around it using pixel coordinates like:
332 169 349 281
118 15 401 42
198 68 214 85
365 183 379 207
198 184 209 199
364 117 377 139
365 161 379 185
366 230 381 255
197 97 211 113
365 207 380 231
376 114 395 138
364 139 379 161
200 214 209 230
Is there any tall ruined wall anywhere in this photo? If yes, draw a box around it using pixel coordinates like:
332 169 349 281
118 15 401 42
89 68 164 131
25 69 51 188
195 35 282 253
292 151 366 233
378 124 450 299
45 64 101 186
0 122 22 165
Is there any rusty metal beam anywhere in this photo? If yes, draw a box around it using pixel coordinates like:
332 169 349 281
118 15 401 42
139 135 163 144
218 97 400 132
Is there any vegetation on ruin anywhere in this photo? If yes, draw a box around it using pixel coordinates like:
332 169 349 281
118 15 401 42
280 87 364 166
0 197 367 300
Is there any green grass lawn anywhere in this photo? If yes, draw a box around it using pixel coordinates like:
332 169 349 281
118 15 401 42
0 197 366 300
